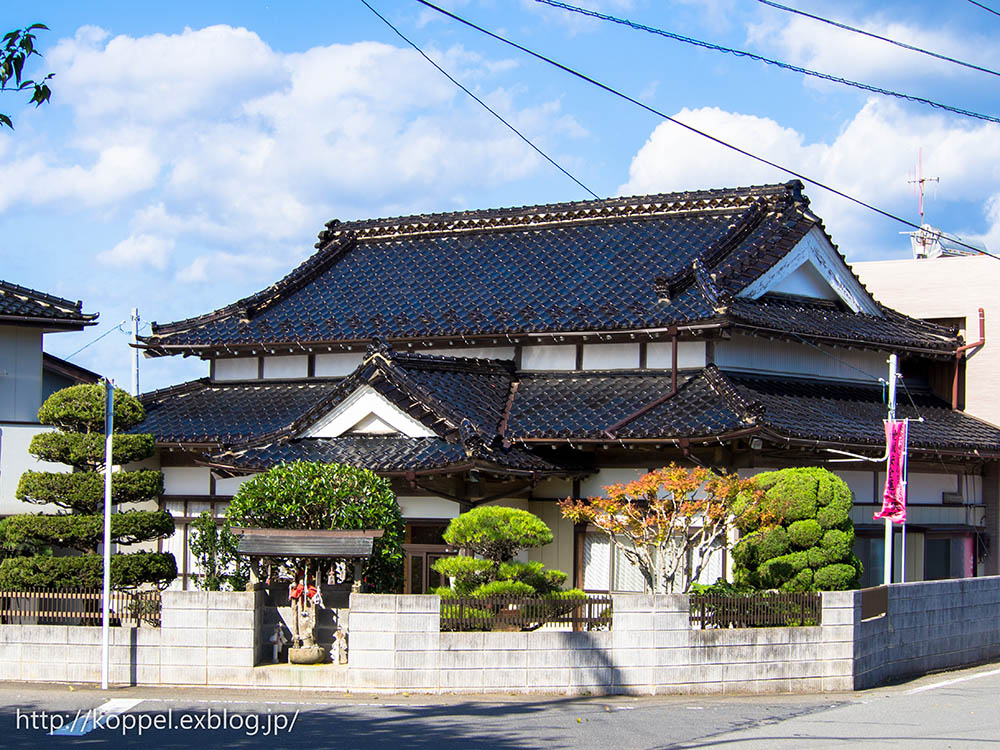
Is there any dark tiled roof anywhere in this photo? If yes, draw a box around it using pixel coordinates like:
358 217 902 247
138 378 343 444
212 436 572 476
729 372 1000 453
142 182 955 355
0 280 97 328
729 296 956 352
505 369 750 440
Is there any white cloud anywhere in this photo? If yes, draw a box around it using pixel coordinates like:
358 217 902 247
619 99 1000 259
98 234 175 270
175 251 291 285
747 13 1000 84
0 24 585 274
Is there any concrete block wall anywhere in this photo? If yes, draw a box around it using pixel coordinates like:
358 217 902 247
348 592 849 695
854 575 1000 689
0 589 261 687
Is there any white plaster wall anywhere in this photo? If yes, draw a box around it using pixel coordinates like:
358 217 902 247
714 335 885 381
532 477 574 499
527 501 575 580
162 467 211 496
422 346 515 360
314 352 363 377
837 470 876 504
213 358 258 381
580 468 647 498
646 341 706 369
396 496 460 519
262 355 308 379
770 261 839 300
214 475 252 497
582 343 640 370
521 345 576 371
906 472 960 505
854 255 1000 426
0 423 68 514
0 326 43 422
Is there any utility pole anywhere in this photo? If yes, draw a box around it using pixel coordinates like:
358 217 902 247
130 308 140 397
101 379 114 690
884 354 897 586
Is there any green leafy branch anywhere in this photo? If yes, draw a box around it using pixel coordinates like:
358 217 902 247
1 24 53 129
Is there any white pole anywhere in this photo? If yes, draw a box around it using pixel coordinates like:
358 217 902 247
130 308 140 397
101 379 114 690
884 354 898 586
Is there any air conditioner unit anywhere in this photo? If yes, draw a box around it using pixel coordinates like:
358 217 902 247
942 491 963 505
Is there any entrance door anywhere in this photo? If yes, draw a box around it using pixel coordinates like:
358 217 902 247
406 548 448 594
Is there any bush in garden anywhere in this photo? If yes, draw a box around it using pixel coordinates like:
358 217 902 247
0 384 176 589
431 506 570 598
732 467 862 592
226 460 404 592
188 511 249 592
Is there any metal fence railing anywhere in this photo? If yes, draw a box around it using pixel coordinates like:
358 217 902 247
689 592 822 629
440 594 613 632
0 588 162 627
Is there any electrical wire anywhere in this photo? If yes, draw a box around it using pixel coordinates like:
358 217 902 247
359 0 600 200
65 320 128 360
968 0 1000 19
415 0 1000 259
756 0 1000 79
534 0 1000 125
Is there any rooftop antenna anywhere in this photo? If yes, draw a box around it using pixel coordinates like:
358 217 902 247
906 149 940 257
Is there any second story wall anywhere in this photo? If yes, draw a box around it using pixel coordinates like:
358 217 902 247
0 325 43 422
714 334 887 382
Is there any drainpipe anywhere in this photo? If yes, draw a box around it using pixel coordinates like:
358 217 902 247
953 308 985 409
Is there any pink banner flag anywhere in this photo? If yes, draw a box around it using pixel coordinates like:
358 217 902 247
874 419 908 524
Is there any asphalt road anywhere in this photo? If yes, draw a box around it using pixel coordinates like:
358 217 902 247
3 662 999 749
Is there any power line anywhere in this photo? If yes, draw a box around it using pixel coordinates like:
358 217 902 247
967 0 1000 19
757 0 1000 79
65 320 128 360
415 0 1000 260
359 0 600 200
534 0 1000 125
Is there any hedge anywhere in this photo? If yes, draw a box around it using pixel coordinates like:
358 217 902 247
0 552 177 589
28 432 155 468
0 511 174 551
37 384 145 433
16 470 163 513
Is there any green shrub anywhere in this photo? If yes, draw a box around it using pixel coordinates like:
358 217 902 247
471 580 535 597
0 510 174 552
443 506 553 564
432 557 493 595
187 511 249 592
0 551 177 589
28 432 155 468
787 519 823 549
37 384 145 433
734 468 860 592
16 470 162 513
227 461 404 592
814 562 860 590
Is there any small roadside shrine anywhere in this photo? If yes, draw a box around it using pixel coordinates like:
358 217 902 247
231 528 383 664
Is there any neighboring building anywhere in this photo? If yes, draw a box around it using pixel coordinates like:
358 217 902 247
855 252 1000 584
0 280 98 515
135 181 1000 591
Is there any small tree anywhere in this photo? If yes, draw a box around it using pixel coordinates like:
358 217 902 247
1 24 53 129
225 461 405 592
432 506 575 597
731 467 862 592
188 511 248 592
0 384 176 589
560 464 760 594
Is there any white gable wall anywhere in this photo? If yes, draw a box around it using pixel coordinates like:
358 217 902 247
301 384 435 438
715 334 885 381
769 261 840 300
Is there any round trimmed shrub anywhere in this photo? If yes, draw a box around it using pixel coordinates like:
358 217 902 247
37 384 144 433
733 467 860 591
787 519 823 549
443 506 553 563
0 551 177 589
28 432 155 468
813 563 860 590
16 470 163 513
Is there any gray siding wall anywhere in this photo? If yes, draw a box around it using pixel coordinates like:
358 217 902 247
0 325 42 422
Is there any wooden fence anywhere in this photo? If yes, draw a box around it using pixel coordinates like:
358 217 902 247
440 594 613 632
689 592 822 629
0 588 162 627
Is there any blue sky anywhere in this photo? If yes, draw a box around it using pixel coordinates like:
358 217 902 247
3 0 999 391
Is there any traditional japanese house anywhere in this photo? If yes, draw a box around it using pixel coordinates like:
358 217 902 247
135 181 1000 591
